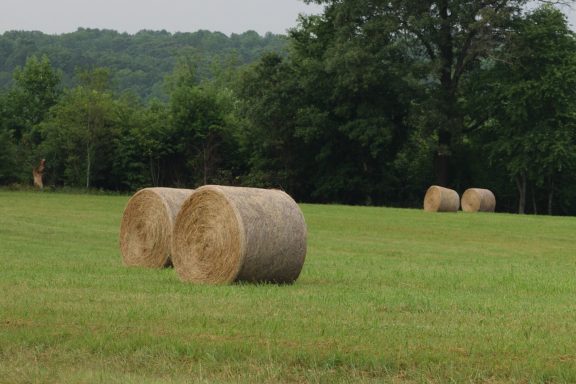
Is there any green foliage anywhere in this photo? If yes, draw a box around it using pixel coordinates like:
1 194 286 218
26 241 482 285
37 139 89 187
0 55 61 184
40 68 117 188
472 5 576 213
293 7 421 204
0 128 18 184
113 101 171 189
19 56 245 191
236 5 424 204
302 0 537 188
11 55 62 128
0 29 287 100
155 60 243 187
237 53 311 196
108 95 152 191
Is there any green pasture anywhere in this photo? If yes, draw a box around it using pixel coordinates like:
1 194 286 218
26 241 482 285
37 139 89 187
1 191 576 383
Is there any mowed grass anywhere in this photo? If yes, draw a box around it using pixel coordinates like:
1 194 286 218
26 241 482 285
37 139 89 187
1 191 576 383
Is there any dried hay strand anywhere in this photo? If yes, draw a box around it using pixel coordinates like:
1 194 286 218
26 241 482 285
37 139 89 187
119 187 194 268
423 185 460 212
172 185 307 285
461 188 496 212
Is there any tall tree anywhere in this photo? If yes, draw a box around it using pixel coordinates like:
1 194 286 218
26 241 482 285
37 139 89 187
237 53 311 196
8 55 61 135
128 101 174 188
0 101 18 184
471 5 576 214
40 68 116 188
168 61 239 186
283 4 426 203
1 55 61 183
301 0 567 187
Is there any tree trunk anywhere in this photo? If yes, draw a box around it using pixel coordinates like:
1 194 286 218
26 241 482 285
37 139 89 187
149 157 155 187
86 143 91 189
203 145 208 185
434 130 451 186
531 185 537 215
515 174 526 214
548 178 554 215
150 157 160 187
435 0 455 188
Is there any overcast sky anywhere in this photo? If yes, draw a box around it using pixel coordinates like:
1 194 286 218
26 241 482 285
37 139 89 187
0 1 574 36
0 0 324 36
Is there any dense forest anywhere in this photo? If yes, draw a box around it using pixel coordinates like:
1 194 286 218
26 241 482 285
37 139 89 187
0 28 287 99
2 1 576 215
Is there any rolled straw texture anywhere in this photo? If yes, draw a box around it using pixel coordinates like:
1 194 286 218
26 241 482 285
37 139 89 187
461 188 496 212
172 185 307 284
119 187 194 268
423 185 460 212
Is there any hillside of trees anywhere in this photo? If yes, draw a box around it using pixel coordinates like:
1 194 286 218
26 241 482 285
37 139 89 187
0 28 287 99
2 2 576 216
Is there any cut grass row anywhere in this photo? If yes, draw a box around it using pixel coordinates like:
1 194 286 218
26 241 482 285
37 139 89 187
1 191 576 383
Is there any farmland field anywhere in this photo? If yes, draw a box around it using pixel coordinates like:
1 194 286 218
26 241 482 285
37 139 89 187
1 190 576 383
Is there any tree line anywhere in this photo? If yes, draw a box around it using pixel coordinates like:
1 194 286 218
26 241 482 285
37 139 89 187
0 28 287 100
1 2 576 215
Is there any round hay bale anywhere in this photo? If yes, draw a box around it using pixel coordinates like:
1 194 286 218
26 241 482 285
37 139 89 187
119 187 194 268
423 185 460 212
461 188 496 212
172 185 307 284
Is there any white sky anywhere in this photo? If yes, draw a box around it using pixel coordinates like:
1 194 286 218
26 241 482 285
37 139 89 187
0 1 574 36
0 0 324 36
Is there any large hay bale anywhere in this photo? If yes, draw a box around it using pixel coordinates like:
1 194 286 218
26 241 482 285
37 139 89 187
461 188 496 212
172 185 307 284
423 185 460 212
119 187 194 268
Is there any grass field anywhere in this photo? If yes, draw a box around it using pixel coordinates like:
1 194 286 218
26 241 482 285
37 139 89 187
1 190 576 383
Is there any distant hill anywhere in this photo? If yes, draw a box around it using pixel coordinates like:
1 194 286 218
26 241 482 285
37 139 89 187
0 28 288 99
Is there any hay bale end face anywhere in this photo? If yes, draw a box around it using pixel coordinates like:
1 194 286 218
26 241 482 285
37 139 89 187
423 185 460 212
172 185 307 285
119 187 194 268
461 188 496 212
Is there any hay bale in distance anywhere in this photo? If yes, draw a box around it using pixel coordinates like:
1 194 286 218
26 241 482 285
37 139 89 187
423 185 460 212
119 187 194 268
172 185 307 284
461 188 496 212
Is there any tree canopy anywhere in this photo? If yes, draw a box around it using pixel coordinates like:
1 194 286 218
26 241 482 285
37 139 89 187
471 5 576 214
0 28 287 100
